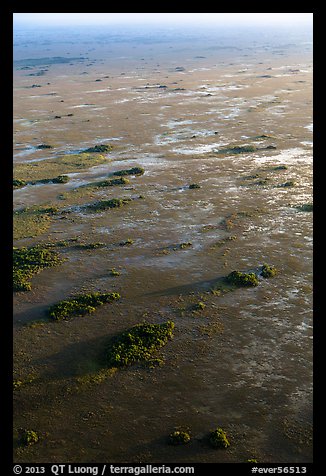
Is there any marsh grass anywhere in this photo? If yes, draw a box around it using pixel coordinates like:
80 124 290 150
13 205 59 240
13 152 109 183
13 245 63 291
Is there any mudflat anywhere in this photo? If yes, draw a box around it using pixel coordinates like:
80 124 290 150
13 23 313 463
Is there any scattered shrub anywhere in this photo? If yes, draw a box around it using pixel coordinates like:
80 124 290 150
168 430 191 445
226 270 259 287
193 301 206 311
13 179 27 188
208 427 230 449
83 144 112 153
278 180 296 187
75 242 106 250
110 268 121 276
113 167 145 176
106 321 175 367
260 264 277 278
21 430 39 446
294 203 313 212
96 177 129 187
179 242 192 249
119 239 134 246
36 144 52 149
52 175 69 184
86 198 131 212
189 183 201 189
48 292 120 320
218 145 256 155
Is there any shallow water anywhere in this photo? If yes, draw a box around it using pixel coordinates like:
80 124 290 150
13 22 313 464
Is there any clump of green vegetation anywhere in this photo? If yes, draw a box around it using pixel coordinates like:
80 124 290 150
193 301 206 311
208 427 230 449
113 167 145 176
278 180 296 187
226 270 259 287
168 429 191 445
13 179 27 188
48 292 120 320
189 183 201 189
13 379 24 390
74 242 106 250
247 459 258 463
36 143 52 149
253 134 276 140
254 178 270 186
179 242 192 249
218 145 256 155
272 165 288 170
13 246 63 291
210 236 237 249
106 321 175 367
109 268 121 276
83 144 113 153
29 175 70 185
52 174 69 184
86 198 131 212
96 177 130 187
20 430 39 446
260 264 277 278
294 203 313 212
119 238 134 246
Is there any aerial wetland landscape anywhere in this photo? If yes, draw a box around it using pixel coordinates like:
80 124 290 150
13 18 313 464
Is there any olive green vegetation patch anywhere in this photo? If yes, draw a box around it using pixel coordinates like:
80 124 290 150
82 144 113 153
211 265 277 295
260 264 277 278
225 270 259 287
13 246 63 291
48 292 121 320
13 152 109 183
168 429 191 445
106 321 175 368
208 428 230 449
13 205 59 240
85 198 131 212
217 145 256 155
113 166 145 176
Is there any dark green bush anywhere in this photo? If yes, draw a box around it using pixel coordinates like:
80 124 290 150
96 177 129 187
218 145 256 155
48 292 120 320
13 179 27 188
168 430 191 445
83 144 112 153
226 270 259 287
113 167 145 176
106 321 175 367
208 427 230 449
260 264 277 278
189 183 201 189
86 198 131 212
52 175 70 184
21 430 39 446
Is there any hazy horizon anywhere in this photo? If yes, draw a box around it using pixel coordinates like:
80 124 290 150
13 12 313 29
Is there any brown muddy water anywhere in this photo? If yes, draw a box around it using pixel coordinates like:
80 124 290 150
13 24 313 463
